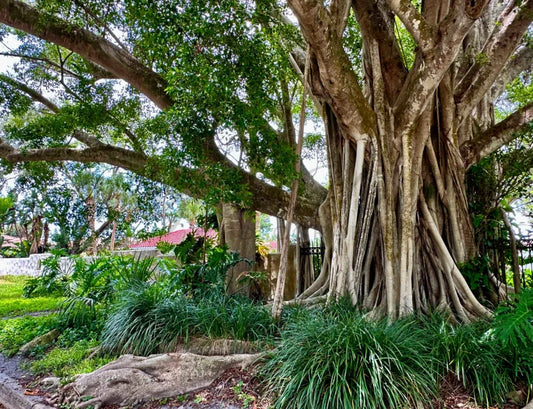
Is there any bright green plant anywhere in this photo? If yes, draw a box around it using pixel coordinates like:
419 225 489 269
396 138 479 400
492 289 533 382
493 289 533 349
23 252 70 298
0 315 59 356
262 305 438 409
164 246 250 296
58 254 158 329
109 255 158 288
31 339 107 377
59 257 114 329
423 313 515 407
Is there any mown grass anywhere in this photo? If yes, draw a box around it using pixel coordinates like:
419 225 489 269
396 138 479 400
0 275 63 317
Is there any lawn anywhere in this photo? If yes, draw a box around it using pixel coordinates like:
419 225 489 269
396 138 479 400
0 275 63 317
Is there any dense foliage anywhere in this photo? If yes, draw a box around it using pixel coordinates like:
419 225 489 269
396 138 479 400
263 298 533 409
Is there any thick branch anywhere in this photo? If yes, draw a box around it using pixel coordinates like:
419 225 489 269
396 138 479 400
455 0 533 124
0 52 117 80
0 74 113 148
0 73 59 112
393 3 489 132
329 0 351 35
288 0 377 142
0 140 146 171
0 0 172 109
490 46 533 100
461 101 533 168
352 0 407 101
385 0 434 53
0 139 322 229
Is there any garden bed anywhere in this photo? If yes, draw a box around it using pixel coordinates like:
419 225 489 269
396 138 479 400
0 262 530 409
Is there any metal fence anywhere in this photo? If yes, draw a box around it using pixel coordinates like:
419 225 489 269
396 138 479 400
299 246 325 292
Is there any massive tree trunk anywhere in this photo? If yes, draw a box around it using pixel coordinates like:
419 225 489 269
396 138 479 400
220 204 256 295
291 0 533 320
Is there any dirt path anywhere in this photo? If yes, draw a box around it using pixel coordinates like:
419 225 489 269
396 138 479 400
1 310 58 320
0 354 26 381
0 353 50 408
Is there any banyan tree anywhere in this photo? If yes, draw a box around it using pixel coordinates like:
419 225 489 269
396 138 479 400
0 0 531 320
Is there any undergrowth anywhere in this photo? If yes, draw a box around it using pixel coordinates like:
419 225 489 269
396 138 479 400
263 297 533 409
31 339 113 377
0 315 59 356
263 302 438 409
101 282 276 356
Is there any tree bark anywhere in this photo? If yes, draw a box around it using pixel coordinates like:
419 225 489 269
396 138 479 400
288 0 531 320
220 204 256 295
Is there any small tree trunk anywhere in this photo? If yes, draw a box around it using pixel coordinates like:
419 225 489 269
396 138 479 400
110 220 117 251
220 203 256 295
272 46 310 319
502 210 521 293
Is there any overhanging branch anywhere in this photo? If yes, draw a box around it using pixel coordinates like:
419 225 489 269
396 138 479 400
461 101 533 168
490 46 533 100
0 0 172 109
0 73 59 112
0 139 322 229
455 0 533 124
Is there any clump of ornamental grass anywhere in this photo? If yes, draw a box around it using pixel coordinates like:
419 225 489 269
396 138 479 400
100 282 276 356
262 303 438 409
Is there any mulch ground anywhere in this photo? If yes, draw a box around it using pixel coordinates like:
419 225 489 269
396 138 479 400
432 374 524 409
108 367 272 409
14 364 530 409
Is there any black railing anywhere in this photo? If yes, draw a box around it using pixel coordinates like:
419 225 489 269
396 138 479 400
299 246 325 283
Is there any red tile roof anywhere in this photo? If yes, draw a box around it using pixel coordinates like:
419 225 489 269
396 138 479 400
1 235 23 249
130 228 217 249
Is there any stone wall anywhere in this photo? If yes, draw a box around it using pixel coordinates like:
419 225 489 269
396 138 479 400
0 254 51 276
0 250 162 277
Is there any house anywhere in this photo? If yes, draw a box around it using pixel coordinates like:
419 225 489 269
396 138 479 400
0 235 23 249
129 228 217 250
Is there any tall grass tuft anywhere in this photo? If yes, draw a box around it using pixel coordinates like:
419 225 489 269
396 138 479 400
100 282 276 356
262 306 438 409
423 313 514 407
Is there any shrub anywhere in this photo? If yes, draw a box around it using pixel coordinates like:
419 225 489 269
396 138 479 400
262 306 438 409
492 289 533 383
163 246 249 297
100 283 187 355
58 255 159 330
23 253 69 298
101 282 276 356
59 257 114 329
194 293 276 341
424 313 514 407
